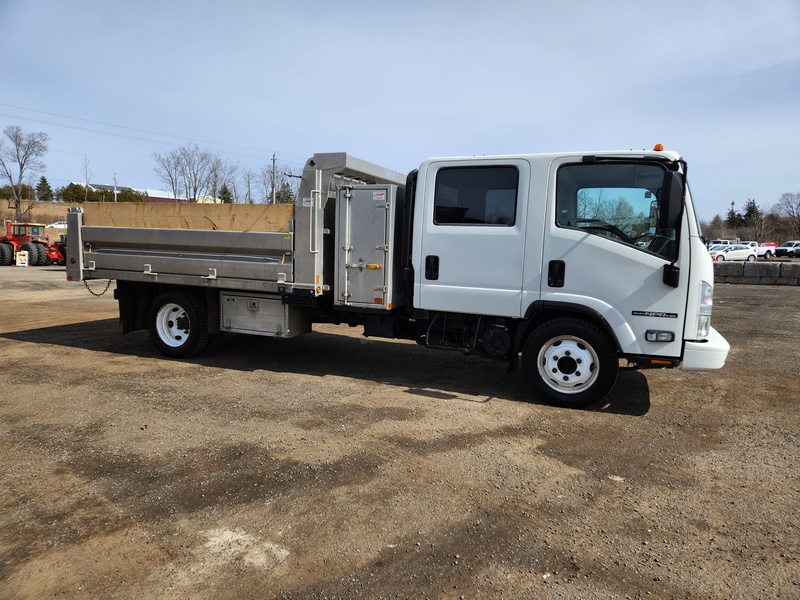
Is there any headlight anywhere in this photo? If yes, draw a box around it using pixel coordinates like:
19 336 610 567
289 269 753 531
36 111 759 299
697 281 713 339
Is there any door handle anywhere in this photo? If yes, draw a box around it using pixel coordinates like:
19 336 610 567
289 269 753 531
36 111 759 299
425 255 439 280
548 260 565 287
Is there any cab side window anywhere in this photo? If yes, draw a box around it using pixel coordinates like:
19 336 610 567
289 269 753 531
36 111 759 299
434 166 518 226
556 162 677 259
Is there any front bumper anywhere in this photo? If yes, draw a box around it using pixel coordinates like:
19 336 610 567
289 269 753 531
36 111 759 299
681 326 729 371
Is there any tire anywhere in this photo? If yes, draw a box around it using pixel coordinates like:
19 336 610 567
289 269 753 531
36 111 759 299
40 244 52 265
147 291 210 358
20 242 38 266
521 319 618 409
764 251 772 259
0 243 11 266
747 254 756 262
34 243 47 265
716 255 724 261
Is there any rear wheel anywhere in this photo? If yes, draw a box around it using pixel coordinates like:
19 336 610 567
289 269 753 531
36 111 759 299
715 255 725 261
764 251 772 259
0 243 11 265
747 254 756 262
522 319 618 409
147 291 210 358
35 243 48 265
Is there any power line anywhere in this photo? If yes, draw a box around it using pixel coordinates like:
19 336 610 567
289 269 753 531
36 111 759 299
50 148 154 167
1 102 272 154
1 103 311 194
0 104 309 166
0 111 290 165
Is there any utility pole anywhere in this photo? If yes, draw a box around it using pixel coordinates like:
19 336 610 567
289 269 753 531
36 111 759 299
113 173 118 202
271 152 277 204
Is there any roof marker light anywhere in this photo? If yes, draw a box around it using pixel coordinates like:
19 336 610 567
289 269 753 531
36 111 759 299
653 143 664 151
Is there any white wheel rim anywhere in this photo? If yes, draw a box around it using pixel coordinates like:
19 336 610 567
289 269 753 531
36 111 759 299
155 302 190 348
537 335 600 394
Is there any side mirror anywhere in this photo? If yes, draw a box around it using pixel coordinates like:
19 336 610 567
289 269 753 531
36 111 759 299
659 171 684 230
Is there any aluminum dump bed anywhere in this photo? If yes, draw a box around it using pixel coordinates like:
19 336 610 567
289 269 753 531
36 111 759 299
66 153 406 296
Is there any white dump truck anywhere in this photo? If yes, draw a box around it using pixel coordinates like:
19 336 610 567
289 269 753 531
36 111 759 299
66 146 729 408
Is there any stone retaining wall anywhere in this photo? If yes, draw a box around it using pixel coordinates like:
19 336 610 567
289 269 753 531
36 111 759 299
713 261 800 285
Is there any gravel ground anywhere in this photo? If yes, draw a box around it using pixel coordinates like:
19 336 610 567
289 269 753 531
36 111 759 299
0 266 798 599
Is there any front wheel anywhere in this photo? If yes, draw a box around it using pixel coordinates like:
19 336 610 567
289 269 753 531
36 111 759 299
148 291 210 358
747 254 756 262
715 255 725 261
521 319 618 409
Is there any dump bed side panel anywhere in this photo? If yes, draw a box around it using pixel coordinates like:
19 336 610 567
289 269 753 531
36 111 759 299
67 203 295 294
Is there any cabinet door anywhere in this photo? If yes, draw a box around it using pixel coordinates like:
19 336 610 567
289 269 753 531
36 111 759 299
336 186 396 309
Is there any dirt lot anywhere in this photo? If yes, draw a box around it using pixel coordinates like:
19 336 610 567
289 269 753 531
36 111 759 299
1 266 798 599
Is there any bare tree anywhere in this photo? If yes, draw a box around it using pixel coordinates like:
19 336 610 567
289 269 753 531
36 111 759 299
773 192 800 238
153 144 223 202
208 157 238 203
606 197 643 234
577 188 609 220
751 209 769 242
241 169 257 204
177 145 215 202
260 160 299 204
82 152 94 202
153 149 182 200
0 125 50 220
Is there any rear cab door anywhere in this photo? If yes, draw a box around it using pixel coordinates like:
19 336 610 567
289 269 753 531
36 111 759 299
412 157 535 317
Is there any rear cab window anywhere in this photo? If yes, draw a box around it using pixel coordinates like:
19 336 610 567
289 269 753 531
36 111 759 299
434 166 519 226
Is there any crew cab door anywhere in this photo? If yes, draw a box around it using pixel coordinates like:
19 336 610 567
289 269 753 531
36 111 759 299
412 158 531 317
544 157 689 359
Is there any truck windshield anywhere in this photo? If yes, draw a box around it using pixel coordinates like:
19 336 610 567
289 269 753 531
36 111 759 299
556 162 677 259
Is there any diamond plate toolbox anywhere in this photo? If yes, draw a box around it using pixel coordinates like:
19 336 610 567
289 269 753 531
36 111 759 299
220 293 310 338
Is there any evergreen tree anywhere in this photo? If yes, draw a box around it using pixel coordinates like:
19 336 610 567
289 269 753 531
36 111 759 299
116 188 149 202
742 198 762 226
36 176 54 202
275 181 294 204
725 206 744 229
219 183 233 204
60 183 88 204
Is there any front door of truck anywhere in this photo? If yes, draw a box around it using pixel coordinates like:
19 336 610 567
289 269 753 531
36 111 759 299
413 159 530 317
545 157 689 359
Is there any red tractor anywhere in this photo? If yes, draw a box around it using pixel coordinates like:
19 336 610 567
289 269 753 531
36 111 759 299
0 221 66 266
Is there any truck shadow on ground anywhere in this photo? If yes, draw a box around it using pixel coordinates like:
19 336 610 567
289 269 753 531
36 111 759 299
2 319 650 416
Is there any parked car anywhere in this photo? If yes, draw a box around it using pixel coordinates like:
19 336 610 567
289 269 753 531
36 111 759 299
758 243 779 259
775 241 800 258
709 244 757 262
706 239 733 248
740 241 779 259
46 221 68 229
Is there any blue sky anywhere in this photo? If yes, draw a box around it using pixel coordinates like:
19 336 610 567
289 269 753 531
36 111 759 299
1 0 798 220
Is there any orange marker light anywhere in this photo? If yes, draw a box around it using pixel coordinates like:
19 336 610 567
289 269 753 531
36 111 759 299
653 143 664 151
